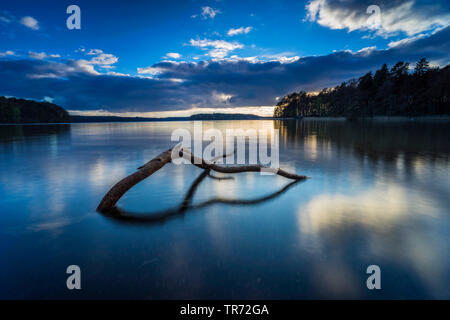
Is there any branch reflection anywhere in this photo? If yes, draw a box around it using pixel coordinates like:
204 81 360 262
99 170 304 225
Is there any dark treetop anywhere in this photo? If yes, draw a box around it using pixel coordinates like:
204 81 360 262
0 96 71 123
274 58 450 118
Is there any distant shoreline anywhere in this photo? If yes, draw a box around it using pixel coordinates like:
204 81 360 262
1 115 449 125
69 114 273 123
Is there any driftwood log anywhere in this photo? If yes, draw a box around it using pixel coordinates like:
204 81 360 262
97 144 307 213
100 175 303 225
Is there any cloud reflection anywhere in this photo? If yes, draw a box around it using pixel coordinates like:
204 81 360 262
297 182 448 298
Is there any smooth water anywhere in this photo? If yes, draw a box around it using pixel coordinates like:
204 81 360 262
0 120 449 299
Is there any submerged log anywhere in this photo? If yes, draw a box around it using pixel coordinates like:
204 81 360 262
97 144 308 213
178 148 307 180
100 176 303 225
97 148 173 212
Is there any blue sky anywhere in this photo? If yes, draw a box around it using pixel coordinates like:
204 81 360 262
1 0 449 116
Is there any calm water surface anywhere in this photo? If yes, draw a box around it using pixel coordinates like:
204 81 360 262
0 120 449 299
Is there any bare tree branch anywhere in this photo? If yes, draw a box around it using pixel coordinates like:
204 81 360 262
178 148 307 180
97 148 174 212
97 144 308 213
99 173 304 225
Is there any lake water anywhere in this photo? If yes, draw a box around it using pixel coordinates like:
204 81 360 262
0 119 449 299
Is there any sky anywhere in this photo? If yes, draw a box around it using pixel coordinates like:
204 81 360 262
0 0 449 117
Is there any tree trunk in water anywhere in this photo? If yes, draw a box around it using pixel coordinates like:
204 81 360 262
97 148 173 212
97 145 308 213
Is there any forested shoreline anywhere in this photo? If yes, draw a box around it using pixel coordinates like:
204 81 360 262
274 59 450 118
0 97 71 123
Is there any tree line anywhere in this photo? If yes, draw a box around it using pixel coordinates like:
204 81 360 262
0 96 71 123
274 58 449 118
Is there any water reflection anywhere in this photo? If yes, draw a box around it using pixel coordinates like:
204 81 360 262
0 124 71 141
102 169 303 225
275 119 450 163
277 119 450 298
298 182 447 298
0 121 449 299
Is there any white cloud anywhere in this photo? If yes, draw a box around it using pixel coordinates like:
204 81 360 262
106 71 130 77
190 38 243 58
28 51 60 59
89 53 118 66
137 66 165 75
212 91 233 104
32 48 119 76
356 46 377 55
72 60 101 75
86 49 104 55
28 52 46 59
191 7 221 19
388 34 427 48
305 0 450 37
169 78 184 83
227 26 253 36
25 58 102 79
227 55 259 63
268 55 300 63
20 16 39 30
165 52 181 59
42 96 54 103
81 49 119 70
222 54 300 64
0 50 15 57
190 39 243 51
201 6 221 19
207 49 231 59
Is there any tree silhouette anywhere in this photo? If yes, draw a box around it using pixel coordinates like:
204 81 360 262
273 58 449 118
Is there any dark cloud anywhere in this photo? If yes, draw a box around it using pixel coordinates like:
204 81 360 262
0 27 449 112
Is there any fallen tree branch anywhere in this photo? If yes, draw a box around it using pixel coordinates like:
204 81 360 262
99 174 304 225
179 148 307 180
97 147 174 212
97 144 308 213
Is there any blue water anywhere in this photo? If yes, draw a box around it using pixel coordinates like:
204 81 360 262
0 120 449 299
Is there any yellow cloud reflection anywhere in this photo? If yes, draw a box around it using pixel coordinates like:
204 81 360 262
304 134 318 161
298 183 437 235
297 183 447 298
